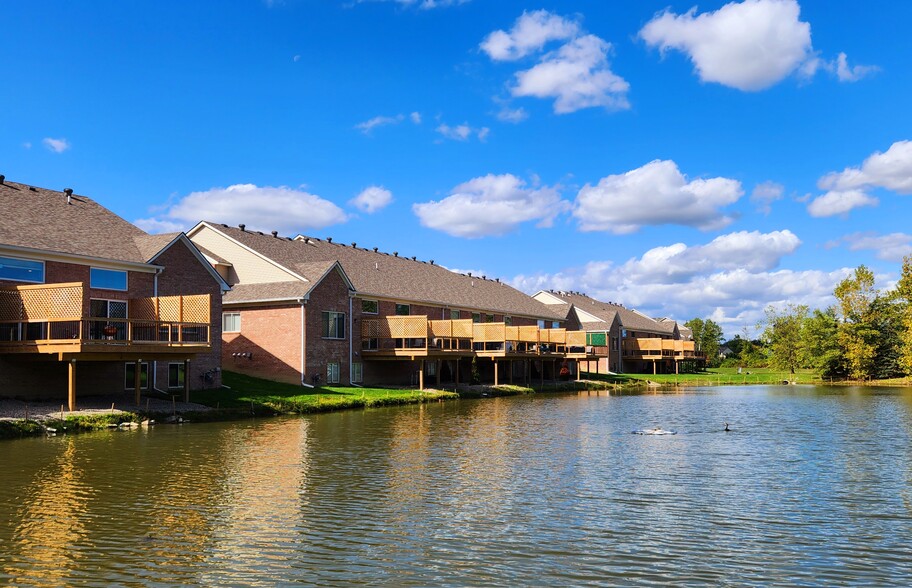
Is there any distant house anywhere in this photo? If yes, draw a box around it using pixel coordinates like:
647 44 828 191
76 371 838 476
0 177 228 409
187 222 604 388
533 290 704 375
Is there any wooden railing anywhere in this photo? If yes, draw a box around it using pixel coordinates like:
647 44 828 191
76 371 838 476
622 338 703 360
360 316 611 357
0 283 211 351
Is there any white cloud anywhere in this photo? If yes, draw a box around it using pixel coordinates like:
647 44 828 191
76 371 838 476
573 159 743 233
141 184 347 234
619 230 802 284
42 137 70 153
837 232 912 262
483 10 630 114
496 106 529 123
480 10 579 61
511 34 630 113
819 140 912 194
513 239 848 338
355 114 405 134
134 218 187 235
356 0 468 8
413 173 569 238
293 55 301 62
349 186 393 214
436 122 488 142
807 190 878 217
410 112 422 124
750 181 784 214
639 0 873 91
22 142 32 149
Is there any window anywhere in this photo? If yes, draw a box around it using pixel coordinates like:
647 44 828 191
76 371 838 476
90 268 128 291
552 321 560 329
0 256 44 283
91 299 127 340
450 309 460 320
473 313 481 323
395 304 410 316
125 362 149 390
327 362 341 384
362 338 378 351
351 362 363 383
427 361 437 376
361 299 378 314
223 312 241 333
504 316 512 326
168 363 185 388
537 320 546 329
322 311 345 338
486 314 495 323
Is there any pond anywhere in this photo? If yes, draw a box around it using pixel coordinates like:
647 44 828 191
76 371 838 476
1 385 911 586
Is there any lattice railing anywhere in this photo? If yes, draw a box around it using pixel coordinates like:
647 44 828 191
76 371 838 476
540 328 567 344
566 331 586 347
0 283 83 321
429 319 474 339
130 294 210 323
473 322 506 343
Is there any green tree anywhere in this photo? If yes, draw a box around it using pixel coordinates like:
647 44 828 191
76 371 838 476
762 304 808 374
801 307 844 378
896 254 912 376
686 317 723 368
833 265 879 380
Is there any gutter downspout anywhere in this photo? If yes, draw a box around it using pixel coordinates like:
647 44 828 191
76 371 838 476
300 298 314 388
152 267 162 391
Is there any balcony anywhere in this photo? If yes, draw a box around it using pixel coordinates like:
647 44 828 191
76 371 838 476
360 316 610 360
622 338 704 361
0 283 211 358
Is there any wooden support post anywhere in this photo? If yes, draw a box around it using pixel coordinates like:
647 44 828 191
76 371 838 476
184 359 191 403
653 361 657 375
134 360 142 406
494 360 499 386
576 361 581 382
68 360 76 412
676 360 679 375
419 359 425 390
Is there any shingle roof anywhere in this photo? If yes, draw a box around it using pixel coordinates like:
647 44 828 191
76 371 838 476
538 291 675 334
223 281 314 304
134 233 180 262
204 223 564 320
0 180 149 263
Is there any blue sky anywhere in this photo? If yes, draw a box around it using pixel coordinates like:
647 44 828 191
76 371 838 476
3 0 911 337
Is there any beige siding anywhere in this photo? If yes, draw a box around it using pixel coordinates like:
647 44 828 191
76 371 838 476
189 225 301 285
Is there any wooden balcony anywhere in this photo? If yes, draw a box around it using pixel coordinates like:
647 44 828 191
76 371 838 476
0 283 211 359
622 338 704 361
360 316 610 360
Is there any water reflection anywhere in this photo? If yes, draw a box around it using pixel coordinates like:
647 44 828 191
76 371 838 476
1 387 911 585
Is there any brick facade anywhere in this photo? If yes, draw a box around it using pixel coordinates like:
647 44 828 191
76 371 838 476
223 304 303 385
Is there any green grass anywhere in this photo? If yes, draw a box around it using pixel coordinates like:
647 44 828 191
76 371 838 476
191 371 458 415
582 367 822 386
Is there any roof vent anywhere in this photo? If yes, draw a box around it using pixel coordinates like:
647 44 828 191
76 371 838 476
482 275 486 280
327 237 332 243
351 242 356 248
430 260 434 265
29 186 37 192
0 174 5 184
393 251 398 257
375 262 379 270
239 224 246 232
373 247 378 252
64 187 73 204
272 230 278 238
495 278 500 283
411 256 416 261
467 272 472 277
304 238 311 244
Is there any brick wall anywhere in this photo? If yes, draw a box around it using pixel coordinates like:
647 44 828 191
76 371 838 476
304 268 351 385
151 239 223 390
223 304 302 384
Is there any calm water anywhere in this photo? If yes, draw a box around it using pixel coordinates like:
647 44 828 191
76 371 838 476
1 385 912 586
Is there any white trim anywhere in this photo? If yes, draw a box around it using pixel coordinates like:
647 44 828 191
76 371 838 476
0 244 162 273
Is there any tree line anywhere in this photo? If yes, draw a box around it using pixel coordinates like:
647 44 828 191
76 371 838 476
686 255 912 380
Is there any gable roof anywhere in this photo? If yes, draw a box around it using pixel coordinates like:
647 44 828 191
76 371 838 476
534 290 676 335
194 222 564 320
0 180 150 264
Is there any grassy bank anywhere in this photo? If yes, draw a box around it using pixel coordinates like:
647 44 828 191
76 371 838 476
583 367 822 387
